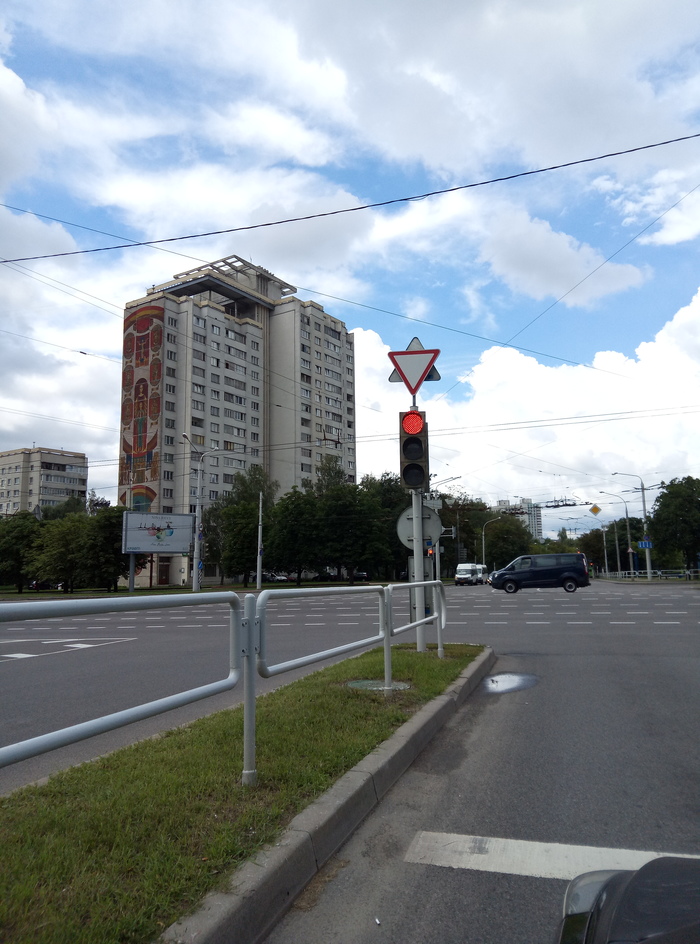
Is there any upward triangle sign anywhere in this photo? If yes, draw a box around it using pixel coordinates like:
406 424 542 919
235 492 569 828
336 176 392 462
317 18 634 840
388 337 441 396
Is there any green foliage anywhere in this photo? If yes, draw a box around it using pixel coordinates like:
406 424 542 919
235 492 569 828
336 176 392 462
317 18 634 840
30 514 91 592
39 495 87 520
82 507 142 591
482 515 531 570
0 644 482 944
266 487 319 583
0 512 41 592
650 476 700 567
202 466 278 583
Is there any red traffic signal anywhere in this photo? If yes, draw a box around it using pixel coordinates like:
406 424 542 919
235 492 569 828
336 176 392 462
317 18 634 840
399 410 429 490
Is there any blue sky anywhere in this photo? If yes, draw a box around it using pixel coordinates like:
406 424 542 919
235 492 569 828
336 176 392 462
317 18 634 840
1 0 700 536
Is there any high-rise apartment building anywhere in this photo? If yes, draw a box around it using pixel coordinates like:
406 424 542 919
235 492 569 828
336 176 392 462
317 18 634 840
0 447 88 516
118 255 356 583
494 497 543 541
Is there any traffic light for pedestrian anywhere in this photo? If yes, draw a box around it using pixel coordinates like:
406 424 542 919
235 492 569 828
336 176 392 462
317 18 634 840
399 410 429 490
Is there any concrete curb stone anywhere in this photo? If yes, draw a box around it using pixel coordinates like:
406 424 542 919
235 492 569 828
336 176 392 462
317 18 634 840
161 646 497 944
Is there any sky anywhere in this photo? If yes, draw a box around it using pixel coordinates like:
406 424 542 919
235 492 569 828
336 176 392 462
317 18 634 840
1 0 700 538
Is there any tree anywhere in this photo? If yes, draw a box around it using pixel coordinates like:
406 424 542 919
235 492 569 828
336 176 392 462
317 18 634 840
87 489 111 516
483 516 531 570
360 473 410 580
650 477 700 569
82 506 141 591
266 487 319 584
203 465 278 585
40 496 87 520
0 511 41 592
30 514 91 592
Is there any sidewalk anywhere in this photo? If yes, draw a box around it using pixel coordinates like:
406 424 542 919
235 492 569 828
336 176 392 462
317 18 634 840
161 647 497 944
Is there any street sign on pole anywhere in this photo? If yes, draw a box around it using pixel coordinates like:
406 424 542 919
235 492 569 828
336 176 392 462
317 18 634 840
388 342 440 396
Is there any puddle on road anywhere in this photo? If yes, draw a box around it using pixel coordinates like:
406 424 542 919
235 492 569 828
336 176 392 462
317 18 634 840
480 672 539 693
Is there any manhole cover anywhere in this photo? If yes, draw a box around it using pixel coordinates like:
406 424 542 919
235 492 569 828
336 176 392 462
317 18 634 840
481 673 538 693
346 680 411 691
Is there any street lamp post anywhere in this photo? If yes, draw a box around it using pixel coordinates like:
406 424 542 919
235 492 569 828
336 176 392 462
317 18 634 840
600 491 634 576
612 472 652 580
482 517 501 570
183 436 223 592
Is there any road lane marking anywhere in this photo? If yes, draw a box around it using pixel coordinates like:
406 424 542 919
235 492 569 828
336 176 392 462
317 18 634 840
404 832 700 880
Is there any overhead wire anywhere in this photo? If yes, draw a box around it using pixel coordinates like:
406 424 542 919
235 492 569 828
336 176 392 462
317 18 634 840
2 131 699 264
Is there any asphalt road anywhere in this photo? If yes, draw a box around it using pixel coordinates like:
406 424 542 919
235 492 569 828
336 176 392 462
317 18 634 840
0 585 409 794
261 581 700 943
1 581 698 942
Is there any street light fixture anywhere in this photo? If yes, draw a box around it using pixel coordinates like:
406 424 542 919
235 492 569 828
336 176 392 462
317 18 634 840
612 472 652 580
182 435 224 592
600 491 634 576
482 517 501 570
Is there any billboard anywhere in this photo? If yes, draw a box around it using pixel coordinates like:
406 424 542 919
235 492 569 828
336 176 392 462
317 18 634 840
122 512 194 553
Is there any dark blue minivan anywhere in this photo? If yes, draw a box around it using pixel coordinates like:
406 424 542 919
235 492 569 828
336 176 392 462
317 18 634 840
490 552 590 593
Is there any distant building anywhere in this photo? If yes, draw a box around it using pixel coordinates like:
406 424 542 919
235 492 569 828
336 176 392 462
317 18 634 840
0 447 88 516
494 497 543 541
118 255 356 585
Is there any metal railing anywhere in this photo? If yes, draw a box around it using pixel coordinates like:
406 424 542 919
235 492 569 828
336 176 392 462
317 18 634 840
0 592 241 769
597 569 698 581
0 580 446 785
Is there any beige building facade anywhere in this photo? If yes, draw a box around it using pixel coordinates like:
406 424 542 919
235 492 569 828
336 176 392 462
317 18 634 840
118 255 356 585
0 447 88 516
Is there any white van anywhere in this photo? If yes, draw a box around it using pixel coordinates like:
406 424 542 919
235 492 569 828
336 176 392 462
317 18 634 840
475 564 488 584
455 563 477 586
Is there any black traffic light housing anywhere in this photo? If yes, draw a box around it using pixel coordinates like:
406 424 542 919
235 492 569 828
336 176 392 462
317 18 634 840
400 410 429 490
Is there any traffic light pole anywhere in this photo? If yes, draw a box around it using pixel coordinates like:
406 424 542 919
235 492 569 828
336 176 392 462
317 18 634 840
411 487 426 652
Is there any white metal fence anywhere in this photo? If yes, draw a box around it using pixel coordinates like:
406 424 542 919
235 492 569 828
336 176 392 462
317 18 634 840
0 580 446 786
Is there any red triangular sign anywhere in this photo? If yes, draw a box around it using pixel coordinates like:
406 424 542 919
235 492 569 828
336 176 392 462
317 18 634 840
388 349 440 395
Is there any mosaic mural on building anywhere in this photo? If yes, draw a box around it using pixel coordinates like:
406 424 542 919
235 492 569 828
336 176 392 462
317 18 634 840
119 305 164 511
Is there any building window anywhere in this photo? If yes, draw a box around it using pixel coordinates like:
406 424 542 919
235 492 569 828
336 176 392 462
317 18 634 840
191 417 204 428
164 435 175 445
163 470 174 480
166 332 177 343
166 367 176 377
167 317 177 327
162 488 174 498
165 418 176 429
192 383 205 394
211 422 220 432
165 383 176 394
193 315 205 327
163 453 174 463
165 401 176 412
211 324 220 335
210 406 220 416
167 350 177 361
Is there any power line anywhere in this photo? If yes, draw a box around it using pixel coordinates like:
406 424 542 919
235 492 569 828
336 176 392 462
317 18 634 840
3 132 699 264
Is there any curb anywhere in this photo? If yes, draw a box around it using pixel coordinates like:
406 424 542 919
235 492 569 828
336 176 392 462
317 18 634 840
161 647 497 944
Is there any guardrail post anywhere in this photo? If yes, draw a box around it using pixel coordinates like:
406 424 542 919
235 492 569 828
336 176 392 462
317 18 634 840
241 593 257 787
382 586 393 697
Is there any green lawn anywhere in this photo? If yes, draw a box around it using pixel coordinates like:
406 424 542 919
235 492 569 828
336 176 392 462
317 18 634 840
0 643 482 944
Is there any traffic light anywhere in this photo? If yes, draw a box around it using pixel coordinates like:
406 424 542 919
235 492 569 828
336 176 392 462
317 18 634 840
399 410 429 490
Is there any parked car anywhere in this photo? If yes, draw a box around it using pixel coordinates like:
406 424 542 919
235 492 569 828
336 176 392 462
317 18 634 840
490 552 590 593
353 571 369 581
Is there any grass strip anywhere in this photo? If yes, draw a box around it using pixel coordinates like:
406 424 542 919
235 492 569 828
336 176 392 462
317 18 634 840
0 643 482 944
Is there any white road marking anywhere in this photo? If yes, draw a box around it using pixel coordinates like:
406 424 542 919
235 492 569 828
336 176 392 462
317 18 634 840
404 832 700 880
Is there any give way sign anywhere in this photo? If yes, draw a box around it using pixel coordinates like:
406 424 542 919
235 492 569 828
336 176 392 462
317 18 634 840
388 345 440 395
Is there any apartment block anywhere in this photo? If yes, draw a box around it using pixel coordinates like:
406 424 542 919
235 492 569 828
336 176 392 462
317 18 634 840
494 497 543 541
118 255 356 584
0 447 88 516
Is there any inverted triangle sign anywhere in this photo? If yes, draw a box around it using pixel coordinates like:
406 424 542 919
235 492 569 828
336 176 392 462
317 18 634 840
388 348 440 395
